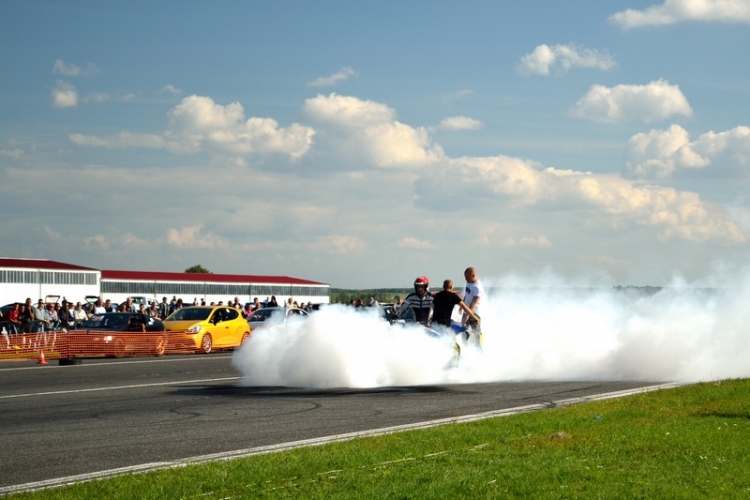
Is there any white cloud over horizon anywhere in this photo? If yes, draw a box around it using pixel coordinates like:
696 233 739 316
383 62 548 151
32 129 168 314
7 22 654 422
517 44 616 76
307 67 358 87
438 116 483 130
610 0 750 29
52 59 99 77
71 95 315 159
623 124 750 179
62 91 745 247
570 80 693 123
52 80 78 108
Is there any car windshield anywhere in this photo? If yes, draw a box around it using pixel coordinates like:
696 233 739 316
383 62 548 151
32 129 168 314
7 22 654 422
166 308 211 321
248 308 281 322
82 314 129 330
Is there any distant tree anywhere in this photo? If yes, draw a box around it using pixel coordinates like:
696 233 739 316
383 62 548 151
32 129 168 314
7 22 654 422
185 264 211 274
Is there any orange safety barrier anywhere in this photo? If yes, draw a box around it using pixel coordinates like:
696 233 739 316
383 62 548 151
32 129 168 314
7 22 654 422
0 330 242 363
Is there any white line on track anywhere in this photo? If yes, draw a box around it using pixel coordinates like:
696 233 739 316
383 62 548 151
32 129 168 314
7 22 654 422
0 381 686 496
0 353 233 372
0 376 240 400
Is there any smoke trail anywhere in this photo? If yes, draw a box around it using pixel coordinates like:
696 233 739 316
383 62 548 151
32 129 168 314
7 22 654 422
232 268 750 387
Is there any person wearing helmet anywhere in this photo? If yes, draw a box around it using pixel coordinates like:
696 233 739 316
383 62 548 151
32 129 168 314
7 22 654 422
395 276 434 326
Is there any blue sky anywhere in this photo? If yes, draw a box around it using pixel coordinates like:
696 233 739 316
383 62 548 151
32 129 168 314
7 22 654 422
2 0 750 287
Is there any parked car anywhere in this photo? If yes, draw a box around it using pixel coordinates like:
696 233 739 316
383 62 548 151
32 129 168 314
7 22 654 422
247 307 309 331
163 306 250 353
67 312 167 358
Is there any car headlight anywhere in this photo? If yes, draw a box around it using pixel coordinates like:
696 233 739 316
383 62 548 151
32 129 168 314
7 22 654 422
186 325 202 334
104 335 113 342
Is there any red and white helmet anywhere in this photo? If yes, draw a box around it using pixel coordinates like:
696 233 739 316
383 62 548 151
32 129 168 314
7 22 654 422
414 276 430 292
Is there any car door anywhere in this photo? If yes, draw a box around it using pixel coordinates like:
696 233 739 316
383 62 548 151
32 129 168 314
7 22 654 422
211 308 235 347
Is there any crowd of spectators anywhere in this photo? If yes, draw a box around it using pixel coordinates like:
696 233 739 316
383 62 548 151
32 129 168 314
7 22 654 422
1 294 318 349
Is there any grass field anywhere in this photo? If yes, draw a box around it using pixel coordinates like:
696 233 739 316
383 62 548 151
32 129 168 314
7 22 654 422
10 379 750 499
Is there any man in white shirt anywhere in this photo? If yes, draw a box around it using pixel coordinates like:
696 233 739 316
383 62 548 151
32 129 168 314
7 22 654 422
461 267 485 348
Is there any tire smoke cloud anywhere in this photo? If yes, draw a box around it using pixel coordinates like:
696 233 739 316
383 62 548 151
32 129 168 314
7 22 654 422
233 268 750 388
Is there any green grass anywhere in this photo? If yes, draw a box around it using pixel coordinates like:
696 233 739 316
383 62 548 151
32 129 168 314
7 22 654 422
12 379 750 499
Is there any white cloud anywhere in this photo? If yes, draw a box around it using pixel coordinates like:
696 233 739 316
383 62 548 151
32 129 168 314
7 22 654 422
397 237 435 249
52 80 78 108
307 234 368 254
71 95 315 159
624 124 750 179
161 84 182 96
414 155 745 243
503 236 552 248
304 93 445 167
0 148 23 159
167 225 228 249
438 116 483 130
307 67 358 87
570 79 692 123
70 131 179 151
52 59 99 76
518 44 615 76
610 0 750 29
53 59 80 76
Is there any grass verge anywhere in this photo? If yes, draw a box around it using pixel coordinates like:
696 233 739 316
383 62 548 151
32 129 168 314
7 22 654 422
10 379 750 499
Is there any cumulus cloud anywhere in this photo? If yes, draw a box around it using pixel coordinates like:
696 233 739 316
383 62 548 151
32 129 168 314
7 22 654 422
167 225 228 249
71 95 315 159
307 67 358 87
52 59 99 76
414 155 745 243
397 237 435 249
570 79 692 123
624 124 750 179
307 234 368 254
304 93 445 167
52 80 78 108
518 44 615 76
160 84 182 96
0 148 23 159
610 0 750 29
503 236 552 248
70 131 179 151
438 116 483 130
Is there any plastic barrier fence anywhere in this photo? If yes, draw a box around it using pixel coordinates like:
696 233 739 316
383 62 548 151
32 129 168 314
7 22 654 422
0 330 236 363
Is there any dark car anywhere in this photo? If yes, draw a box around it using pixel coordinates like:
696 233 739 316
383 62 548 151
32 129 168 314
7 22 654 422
67 313 167 358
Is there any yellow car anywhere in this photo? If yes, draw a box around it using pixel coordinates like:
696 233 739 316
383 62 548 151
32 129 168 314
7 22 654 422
163 306 250 353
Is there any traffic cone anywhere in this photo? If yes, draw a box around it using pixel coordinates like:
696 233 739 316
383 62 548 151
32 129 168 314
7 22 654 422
37 350 48 365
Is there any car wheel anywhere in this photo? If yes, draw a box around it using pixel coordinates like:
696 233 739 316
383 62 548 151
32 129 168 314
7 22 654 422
240 332 250 345
113 339 127 358
200 334 212 354
152 337 166 356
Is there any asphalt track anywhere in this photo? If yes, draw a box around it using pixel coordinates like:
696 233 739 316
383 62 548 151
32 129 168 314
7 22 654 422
0 353 667 493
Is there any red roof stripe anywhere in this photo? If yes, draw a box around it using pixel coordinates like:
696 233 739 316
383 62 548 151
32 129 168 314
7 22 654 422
101 270 327 286
0 258 97 271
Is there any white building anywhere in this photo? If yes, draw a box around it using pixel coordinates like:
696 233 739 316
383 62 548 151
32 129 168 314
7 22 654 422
0 258 100 305
0 258 329 307
100 269 330 306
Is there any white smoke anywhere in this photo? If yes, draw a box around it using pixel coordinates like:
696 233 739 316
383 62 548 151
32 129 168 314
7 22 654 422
232 268 750 387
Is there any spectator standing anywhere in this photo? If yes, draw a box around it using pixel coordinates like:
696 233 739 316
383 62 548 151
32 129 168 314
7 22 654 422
462 267 484 325
147 302 160 319
93 298 106 315
73 303 88 327
159 297 170 320
432 279 480 329
5 303 21 334
104 299 115 313
268 296 279 308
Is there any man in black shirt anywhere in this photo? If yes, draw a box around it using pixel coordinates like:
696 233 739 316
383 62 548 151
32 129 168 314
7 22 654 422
432 279 480 328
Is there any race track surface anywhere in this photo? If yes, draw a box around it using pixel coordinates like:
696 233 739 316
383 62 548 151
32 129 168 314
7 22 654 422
0 354 662 490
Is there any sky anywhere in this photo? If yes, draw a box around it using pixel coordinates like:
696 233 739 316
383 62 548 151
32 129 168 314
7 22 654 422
1 0 750 288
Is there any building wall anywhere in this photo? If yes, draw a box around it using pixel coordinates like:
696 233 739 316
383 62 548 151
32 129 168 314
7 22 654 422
0 268 101 305
101 280 330 307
